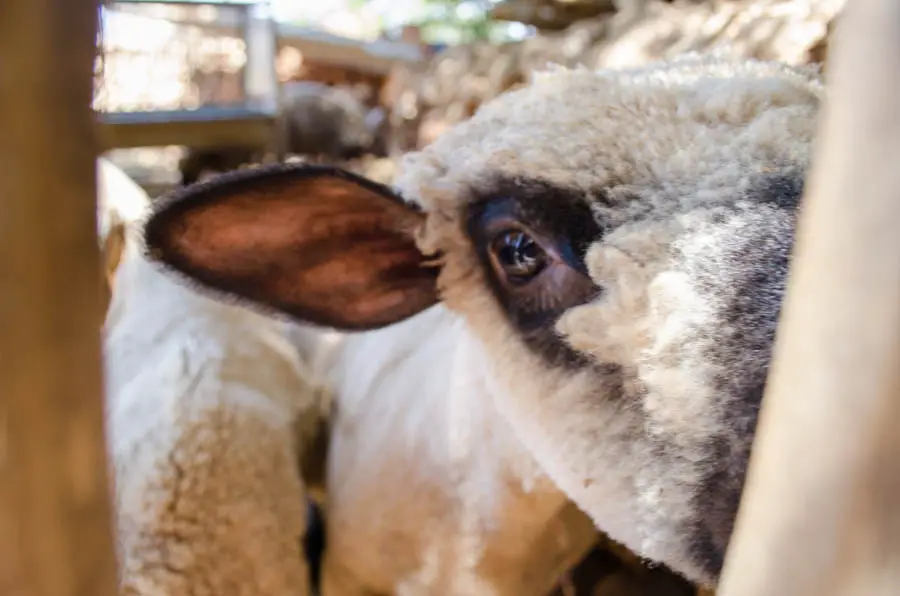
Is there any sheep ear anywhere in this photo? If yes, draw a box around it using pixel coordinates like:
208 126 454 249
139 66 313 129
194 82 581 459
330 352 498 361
143 163 439 330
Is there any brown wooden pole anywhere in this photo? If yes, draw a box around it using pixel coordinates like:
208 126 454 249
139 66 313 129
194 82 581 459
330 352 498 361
0 1 118 595
717 0 900 594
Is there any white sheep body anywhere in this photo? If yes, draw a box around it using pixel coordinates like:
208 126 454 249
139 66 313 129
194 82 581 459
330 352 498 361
100 160 319 595
307 305 599 595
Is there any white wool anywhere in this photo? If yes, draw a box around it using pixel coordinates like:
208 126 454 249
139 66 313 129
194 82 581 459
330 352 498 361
96 157 148 242
306 306 592 595
98 161 591 596
100 162 318 595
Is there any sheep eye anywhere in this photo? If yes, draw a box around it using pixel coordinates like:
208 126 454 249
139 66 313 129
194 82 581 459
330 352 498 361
490 229 548 282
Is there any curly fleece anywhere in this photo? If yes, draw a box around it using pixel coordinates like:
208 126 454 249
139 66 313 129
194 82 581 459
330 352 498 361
393 54 822 585
101 163 321 595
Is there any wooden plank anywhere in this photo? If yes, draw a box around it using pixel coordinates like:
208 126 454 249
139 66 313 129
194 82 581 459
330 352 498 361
98 107 276 150
0 0 119 595
276 31 420 76
490 0 616 30
717 1 900 594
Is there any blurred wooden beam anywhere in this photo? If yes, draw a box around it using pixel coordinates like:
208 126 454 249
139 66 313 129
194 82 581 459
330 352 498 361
98 106 276 150
490 0 616 30
276 24 425 75
0 0 119 595
717 0 900 594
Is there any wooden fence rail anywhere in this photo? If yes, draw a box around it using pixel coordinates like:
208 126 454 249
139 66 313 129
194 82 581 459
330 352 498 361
718 0 900 594
0 1 119 595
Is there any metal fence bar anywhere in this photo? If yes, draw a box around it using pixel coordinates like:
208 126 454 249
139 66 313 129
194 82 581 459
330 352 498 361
0 1 119 595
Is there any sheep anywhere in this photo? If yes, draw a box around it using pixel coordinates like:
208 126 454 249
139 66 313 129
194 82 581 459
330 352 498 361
96 160 631 596
141 53 820 590
96 156 168 328
179 81 382 186
99 158 326 595
96 157 156 316
288 308 621 595
277 80 378 160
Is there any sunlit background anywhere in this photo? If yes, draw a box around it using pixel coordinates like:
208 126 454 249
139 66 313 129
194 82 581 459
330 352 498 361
94 0 537 189
102 0 533 51
271 0 533 43
94 0 838 193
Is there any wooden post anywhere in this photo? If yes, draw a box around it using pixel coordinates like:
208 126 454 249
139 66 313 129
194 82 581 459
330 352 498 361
717 0 900 594
0 1 118 595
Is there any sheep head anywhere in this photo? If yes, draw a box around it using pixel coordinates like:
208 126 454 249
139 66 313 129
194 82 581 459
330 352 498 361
143 54 822 588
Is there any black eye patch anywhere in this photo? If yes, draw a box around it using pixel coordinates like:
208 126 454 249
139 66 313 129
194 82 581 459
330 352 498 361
466 177 603 369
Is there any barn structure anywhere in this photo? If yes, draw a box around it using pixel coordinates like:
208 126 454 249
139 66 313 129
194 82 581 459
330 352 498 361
3 1 900 595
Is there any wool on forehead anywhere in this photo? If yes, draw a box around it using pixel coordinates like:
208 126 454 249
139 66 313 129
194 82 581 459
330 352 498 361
394 54 824 215
384 54 823 585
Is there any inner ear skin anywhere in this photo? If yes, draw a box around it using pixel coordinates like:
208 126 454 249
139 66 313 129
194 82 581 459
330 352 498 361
145 163 439 330
466 178 604 369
